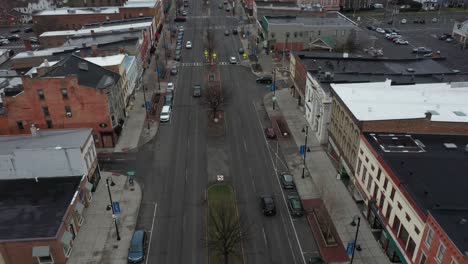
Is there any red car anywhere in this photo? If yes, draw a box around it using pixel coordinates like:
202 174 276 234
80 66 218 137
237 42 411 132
264 127 276 139
174 16 186 22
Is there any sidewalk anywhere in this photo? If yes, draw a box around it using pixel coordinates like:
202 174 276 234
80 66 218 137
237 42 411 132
68 172 142 264
263 89 390 264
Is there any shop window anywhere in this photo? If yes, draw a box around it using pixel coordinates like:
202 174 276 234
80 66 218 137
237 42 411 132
398 225 409 245
425 227 434 247
46 120 53 128
435 243 446 263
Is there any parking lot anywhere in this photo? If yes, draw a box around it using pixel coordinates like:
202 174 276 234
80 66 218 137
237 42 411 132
357 11 468 71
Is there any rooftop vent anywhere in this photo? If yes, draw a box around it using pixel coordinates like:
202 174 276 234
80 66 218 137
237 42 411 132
78 62 88 71
443 143 458 149
67 9 76 13
460 218 467 225
453 111 466 117
406 68 415 72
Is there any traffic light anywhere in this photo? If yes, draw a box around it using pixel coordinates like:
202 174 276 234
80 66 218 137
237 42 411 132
212 53 217 60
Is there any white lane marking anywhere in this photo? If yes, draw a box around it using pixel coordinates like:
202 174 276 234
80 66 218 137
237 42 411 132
253 101 306 264
145 203 158 264
262 227 268 246
243 139 248 152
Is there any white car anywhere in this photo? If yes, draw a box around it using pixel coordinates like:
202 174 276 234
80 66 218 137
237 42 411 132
160 105 171 122
229 56 237 64
167 82 174 92
185 41 192 49
376 28 385 34
401 19 407 24
0 39 10 45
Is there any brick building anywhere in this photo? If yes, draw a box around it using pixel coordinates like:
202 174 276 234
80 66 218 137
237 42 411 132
355 132 468 264
66 0 125 7
0 128 97 264
32 0 163 35
0 55 126 147
327 80 468 179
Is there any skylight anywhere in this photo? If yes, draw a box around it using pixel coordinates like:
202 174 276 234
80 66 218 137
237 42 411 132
453 111 466 116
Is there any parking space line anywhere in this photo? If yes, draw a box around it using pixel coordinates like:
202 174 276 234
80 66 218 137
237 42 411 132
145 203 158 264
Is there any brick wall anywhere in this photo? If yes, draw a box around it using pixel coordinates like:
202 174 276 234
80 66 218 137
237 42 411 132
0 75 116 147
0 239 65 264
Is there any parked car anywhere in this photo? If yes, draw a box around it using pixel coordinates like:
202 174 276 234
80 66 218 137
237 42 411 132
238 47 244 54
225 6 231 12
160 105 172 122
412 47 432 54
224 30 230 36
229 56 237 64
232 28 238 35
445 37 454 43
401 18 407 24
24 27 34 33
167 82 174 92
7 35 20 41
375 28 385 34
309 256 326 264
438 34 450 40
256 76 273 84
29 37 39 43
280 172 295 189
383 28 392 33
260 195 276 216
165 92 173 106
366 25 376 30
178 25 184 31
127 229 147 263
170 65 178 75
287 194 303 217
193 85 201 97
395 39 409 45
182 10 188 16
185 41 192 48
10 29 20 33
175 53 181 61
432 17 437 23
0 39 10 45
174 16 186 22
385 33 401 40
264 127 276 139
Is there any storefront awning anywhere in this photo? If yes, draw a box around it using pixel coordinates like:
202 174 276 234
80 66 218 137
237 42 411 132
32 246 49 257
75 202 84 215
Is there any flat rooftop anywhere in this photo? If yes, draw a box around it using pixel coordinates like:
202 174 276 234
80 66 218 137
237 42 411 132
40 21 152 37
331 80 468 123
84 54 126 67
0 129 91 155
364 132 468 254
0 176 82 240
264 13 356 27
35 7 119 16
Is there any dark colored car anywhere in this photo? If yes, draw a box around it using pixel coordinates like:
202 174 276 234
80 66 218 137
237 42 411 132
238 47 244 54
7 35 19 41
127 229 147 263
174 16 187 22
412 47 432 54
260 195 276 216
438 33 451 40
280 172 295 189
224 30 230 36
10 29 20 33
24 27 34 33
232 28 238 35
366 25 376 31
165 91 174 106
287 194 303 217
309 256 326 264
170 65 178 75
264 127 276 139
383 28 392 33
193 85 201 97
256 76 273 84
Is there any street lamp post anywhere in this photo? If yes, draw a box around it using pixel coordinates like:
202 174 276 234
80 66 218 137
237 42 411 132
301 125 309 178
106 178 121 241
272 68 277 110
350 216 361 264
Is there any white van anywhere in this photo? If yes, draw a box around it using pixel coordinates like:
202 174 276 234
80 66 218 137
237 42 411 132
160 106 171 122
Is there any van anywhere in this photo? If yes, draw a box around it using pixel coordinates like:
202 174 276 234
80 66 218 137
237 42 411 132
127 229 147 263
160 105 171 122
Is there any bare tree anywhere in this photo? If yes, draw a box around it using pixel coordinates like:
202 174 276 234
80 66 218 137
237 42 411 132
205 203 249 264
203 83 228 120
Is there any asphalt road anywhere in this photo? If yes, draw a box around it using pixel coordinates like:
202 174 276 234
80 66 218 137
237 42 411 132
101 0 316 263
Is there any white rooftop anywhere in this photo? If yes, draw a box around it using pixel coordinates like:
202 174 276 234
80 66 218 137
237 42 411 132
36 7 119 16
331 79 468 123
124 0 159 7
40 21 152 37
25 60 59 76
84 54 126 67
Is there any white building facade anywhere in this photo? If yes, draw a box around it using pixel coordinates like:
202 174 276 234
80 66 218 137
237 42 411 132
452 20 468 48
13 0 55 23
304 72 332 144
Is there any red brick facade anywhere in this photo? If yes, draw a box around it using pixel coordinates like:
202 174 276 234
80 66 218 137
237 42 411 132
0 75 116 147
274 42 305 52
416 215 468 264
33 1 163 35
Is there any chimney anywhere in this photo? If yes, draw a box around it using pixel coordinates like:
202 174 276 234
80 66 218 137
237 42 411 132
43 59 49 67
23 39 32 51
30 124 38 136
425 111 432 120
91 43 98 57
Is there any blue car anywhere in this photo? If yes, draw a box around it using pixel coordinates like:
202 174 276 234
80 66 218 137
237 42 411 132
128 229 147 263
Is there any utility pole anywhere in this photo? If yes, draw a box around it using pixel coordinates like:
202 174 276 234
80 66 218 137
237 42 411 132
350 216 361 264
142 85 150 130
302 125 309 178
106 178 121 241
272 69 276 110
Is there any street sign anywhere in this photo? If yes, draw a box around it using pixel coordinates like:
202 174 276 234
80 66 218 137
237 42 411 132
127 171 135 176
346 241 355 256
112 202 121 215
145 101 151 110
271 84 275 92
299 145 305 156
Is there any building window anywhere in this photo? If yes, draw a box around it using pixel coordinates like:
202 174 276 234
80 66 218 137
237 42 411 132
371 165 375 171
37 254 54 264
299 32 303 37
42 106 50 117
405 213 411 222
16 121 24 130
356 159 362 176
419 253 427 264
385 203 393 218
271 32 275 38
383 178 389 191
451 258 459 264
366 179 372 192
397 202 402 210
435 243 446 263
293 32 297 38
392 216 401 233
398 225 409 245
46 120 53 128
318 30 321 35
61 88 68 99
360 148 363 154
425 227 434 247
377 168 381 181
65 105 72 117
390 187 396 200
37 89 45 100
362 167 367 183
365 156 369 162
415 226 420 235
285 32 290 38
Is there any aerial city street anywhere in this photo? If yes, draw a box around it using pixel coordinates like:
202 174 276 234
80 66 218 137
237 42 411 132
0 0 467 263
